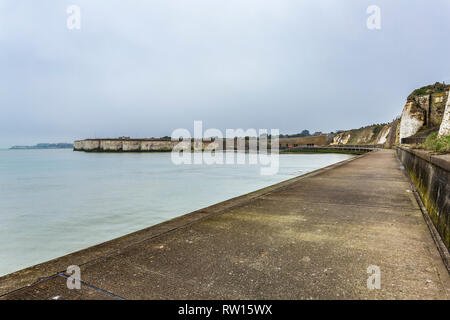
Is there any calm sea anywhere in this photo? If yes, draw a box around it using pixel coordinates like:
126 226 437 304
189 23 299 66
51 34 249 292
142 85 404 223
0 149 353 276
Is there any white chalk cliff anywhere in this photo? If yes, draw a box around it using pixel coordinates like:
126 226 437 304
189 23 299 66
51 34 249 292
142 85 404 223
438 94 450 137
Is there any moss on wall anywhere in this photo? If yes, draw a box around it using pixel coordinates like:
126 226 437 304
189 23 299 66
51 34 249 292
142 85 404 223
396 147 450 249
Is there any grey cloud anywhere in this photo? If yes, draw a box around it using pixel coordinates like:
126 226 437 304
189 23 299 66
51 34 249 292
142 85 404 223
0 0 449 147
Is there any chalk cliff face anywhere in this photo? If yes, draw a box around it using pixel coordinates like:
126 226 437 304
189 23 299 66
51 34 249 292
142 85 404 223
74 139 179 152
329 83 450 147
331 133 350 145
73 139 221 152
377 124 391 144
399 82 450 141
399 100 425 141
438 94 450 137
330 122 398 147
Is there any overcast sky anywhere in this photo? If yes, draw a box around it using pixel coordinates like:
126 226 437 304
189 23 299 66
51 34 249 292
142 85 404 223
1 0 449 147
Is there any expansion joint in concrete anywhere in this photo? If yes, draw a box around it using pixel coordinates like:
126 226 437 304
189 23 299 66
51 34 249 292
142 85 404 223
57 273 125 300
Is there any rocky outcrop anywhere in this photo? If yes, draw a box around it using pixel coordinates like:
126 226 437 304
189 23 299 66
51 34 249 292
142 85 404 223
438 94 450 137
399 100 426 141
330 122 397 147
376 124 391 144
331 132 351 145
399 82 450 141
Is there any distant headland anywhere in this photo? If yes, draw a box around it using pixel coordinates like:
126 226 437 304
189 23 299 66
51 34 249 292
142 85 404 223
9 143 74 150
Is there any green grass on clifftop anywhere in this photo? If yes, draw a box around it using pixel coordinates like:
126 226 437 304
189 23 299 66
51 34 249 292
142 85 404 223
422 133 450 153
408 82 450 100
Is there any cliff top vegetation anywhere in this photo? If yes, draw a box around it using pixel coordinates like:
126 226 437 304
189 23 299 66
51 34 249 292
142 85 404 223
407 82 450 101
422 132 450 153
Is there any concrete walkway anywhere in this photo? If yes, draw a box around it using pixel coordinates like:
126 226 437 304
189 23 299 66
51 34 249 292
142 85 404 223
1 150 449 299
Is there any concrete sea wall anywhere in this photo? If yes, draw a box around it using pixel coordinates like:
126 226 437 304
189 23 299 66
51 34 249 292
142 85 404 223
396 146 450 250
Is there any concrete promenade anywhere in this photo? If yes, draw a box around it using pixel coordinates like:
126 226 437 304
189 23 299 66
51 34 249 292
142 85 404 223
0 150 448 299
